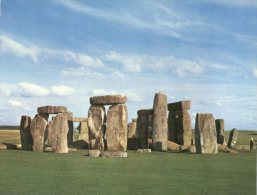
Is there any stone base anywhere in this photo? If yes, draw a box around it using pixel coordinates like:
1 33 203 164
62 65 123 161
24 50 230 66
100 151 128 158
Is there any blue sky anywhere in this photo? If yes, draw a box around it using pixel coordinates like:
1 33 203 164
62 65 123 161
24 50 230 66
0 0 256 130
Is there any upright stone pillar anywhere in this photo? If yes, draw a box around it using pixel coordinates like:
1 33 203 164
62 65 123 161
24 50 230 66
51 113 69 153
195 113 218 154
88 105 106 150
168 101 191 147
46 120 53 146
227 128 238 149
215 119 225 145
66 112 74 147
20 115 33 151
30 114 47 152
152 92 168 151
106 104 128 151
127 118 137 138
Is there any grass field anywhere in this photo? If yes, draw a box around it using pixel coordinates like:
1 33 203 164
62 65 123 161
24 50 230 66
0 129 256 195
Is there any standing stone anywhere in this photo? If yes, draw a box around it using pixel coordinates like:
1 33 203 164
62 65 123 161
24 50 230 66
136 109 152 148
168 101 192 147
20 115 33 151
215 119 225 145
78 121 89 141
66 112 74 147
227 128 238 149
152 92 168 151
195 113 218 154
127 121 137 138
51 113 69 153
46 120 53 146
106 104 128 151
88 106 106 150
147 114 153 139
30 115 47 152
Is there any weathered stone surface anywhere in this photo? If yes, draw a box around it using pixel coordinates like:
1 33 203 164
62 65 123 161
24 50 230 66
147 114 153 139
137 109 153 116
88 106 106 150
174 110 192 146
37 105 67 114
38 113 49 121
189 145 196 153
152 92 168 151
90 95 127 105
100 151 128 158
51 113 69 153
0 144 7 150
215 119 225 144
167 100 191 111
168 111 177 142
2 143 18 150
167 141 180 151
136 149 151 153
106 104 128 151
69 117 87 122
227 128 238 149
46 120 53 146
127 138 140 150
218 144 231 153
66 112 74 147
127 121 137 138
74 121 89 149
195 113 218 154
136 113 148 148
89 150 100 157
20 115 33 151
30 115 47 152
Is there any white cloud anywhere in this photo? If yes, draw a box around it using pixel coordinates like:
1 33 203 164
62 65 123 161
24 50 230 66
253 68 257 77
51 85 75 96
124 91 144 102
175 59 204 77
106 52 142 72
0 35 40 62
19 82 50 97
91 89 118 96
8 100 23 107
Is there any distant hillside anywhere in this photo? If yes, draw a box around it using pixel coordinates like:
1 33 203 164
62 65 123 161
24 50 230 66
0 125 19 130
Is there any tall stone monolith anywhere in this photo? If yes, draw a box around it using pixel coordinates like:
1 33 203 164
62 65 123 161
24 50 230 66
227 128 238 149
20 115 33 151
152 92 168 151
215 119 225 145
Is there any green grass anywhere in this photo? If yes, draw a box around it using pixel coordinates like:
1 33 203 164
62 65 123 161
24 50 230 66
0 150 256 195
225 130 257 145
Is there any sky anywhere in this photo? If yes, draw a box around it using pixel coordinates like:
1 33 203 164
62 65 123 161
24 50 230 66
0 0 256 130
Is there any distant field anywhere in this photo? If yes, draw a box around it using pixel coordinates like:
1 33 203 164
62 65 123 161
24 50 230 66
1 129 257 145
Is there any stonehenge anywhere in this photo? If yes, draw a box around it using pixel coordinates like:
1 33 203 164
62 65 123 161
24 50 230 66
17 91 238 156
168 100 192 147
195 113 218 154
152 92 168 151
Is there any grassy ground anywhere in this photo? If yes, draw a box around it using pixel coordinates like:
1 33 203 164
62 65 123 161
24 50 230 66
0 130 256 194
0 150 256 195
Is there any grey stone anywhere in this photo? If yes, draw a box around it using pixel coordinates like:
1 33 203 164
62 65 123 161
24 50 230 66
90 95 127 105
20 115 33 151
136 112 148 148
100 151 128 158
51 113 69 153
195 113 218 154
88 105 106 150
37 105 67 114
227 128 238 149
89 150 101 157
152 92 168 151
127 121 137 138
66 112 74 147
46 120 53 146
106 104 128 151
168 100 191 111
136 149 151 153
215 119 225 144
30 114 47 152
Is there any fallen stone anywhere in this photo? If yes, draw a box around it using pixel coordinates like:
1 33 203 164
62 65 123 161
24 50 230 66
100 151 128 158
218 144 231 153
215 119 225 144
30 114 47 152
2 143 18 150
167 141 181 151
0 144 7 150
168 100 191 111
90 95 127 105
16 144 22 149
195 113 218 154
68 148 77 152
20 115 33 151
44 146 53 152
89 150 101 157
106 104 128 151
227 128 238 149
88 105 106 150
152 92 168 151
51 113 69 153
136 149 151 153
37 105 67 114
